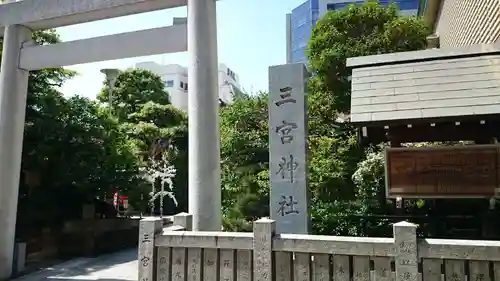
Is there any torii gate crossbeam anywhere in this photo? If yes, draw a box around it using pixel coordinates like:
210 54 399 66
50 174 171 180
0 0 221 277
0 0 187 34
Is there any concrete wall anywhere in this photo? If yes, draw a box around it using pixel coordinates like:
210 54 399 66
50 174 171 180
348 45 500 123
60 218 140 257
434 0 500 47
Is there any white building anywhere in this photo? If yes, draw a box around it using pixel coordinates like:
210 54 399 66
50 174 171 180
134 61 243 112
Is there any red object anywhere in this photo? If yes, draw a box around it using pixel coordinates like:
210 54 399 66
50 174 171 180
118 195 128 204
113 192 118 206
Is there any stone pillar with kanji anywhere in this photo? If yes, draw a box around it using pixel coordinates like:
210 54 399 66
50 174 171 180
268 63 310 234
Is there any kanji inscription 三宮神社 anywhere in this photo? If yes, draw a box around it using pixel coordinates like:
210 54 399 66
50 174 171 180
268 63 310 234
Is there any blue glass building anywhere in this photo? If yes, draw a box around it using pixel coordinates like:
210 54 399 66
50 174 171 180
286 0 420 64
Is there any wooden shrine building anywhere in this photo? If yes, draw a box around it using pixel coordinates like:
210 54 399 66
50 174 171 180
347 42 500 239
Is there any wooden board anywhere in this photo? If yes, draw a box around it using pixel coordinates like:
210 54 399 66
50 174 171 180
385 145 500 198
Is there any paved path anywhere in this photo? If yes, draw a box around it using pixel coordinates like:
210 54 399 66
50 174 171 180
15 248 138 281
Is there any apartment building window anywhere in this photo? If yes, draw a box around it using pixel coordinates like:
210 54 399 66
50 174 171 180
227 68 236 81
165 80 174 87
326 3 336 10
312 10 319 22
327 2 363 10
294 15 307 28
297 38 307 49
180 81 184 89
184 83 188 91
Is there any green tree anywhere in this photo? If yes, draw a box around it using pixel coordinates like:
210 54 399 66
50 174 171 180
304 1 430 235
23 96 138 191
97 69 170 121
0 30 142 237
19 96 141 231
307 1 429 115
97 69 189 215
220 93 270 231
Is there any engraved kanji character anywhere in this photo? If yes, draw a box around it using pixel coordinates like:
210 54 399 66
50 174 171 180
276 154 299 183
276 195 299 216
276 120 298 144
274 86 296 106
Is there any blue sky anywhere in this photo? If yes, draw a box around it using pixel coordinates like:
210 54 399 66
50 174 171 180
57 0 305 99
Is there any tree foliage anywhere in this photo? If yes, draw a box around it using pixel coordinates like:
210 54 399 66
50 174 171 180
220 93 270 231
6 30 189 239
96 68 170 121
305 1 430 235
4 30 145 236
97 68 189 214
307 1 430 114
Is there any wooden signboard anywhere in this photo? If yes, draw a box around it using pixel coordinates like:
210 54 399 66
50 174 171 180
385 145 500 198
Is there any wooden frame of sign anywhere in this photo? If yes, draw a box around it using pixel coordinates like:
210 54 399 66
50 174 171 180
385 144 500 199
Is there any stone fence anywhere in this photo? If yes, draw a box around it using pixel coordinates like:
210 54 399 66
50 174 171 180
139 213 500 281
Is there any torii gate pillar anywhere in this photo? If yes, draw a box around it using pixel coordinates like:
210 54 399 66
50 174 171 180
187 0 222 231
0 24 31 278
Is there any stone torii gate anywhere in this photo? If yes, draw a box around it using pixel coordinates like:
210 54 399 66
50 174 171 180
0 0 222 277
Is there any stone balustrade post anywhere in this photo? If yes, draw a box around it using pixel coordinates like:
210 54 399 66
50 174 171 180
138 218 162 281
393 221 419 281
173 212 193 230
253 218 276 281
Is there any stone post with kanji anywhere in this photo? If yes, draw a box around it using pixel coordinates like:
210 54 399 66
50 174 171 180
268 63 310 234
138 217 162 281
